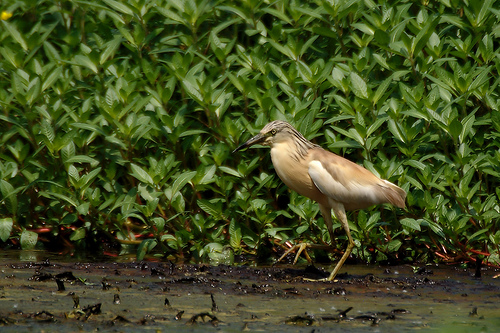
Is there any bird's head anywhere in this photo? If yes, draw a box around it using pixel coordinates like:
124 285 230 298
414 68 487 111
233 120 294 152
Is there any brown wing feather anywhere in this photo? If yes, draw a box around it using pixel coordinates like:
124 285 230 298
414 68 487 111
308 148 406 210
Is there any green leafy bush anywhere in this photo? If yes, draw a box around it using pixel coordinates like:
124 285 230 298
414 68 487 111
0 0 499 267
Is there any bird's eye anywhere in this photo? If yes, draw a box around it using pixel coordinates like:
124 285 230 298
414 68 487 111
271 129 277 135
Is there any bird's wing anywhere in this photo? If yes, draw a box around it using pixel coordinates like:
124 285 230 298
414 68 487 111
307 150 384 208
308 160 354 203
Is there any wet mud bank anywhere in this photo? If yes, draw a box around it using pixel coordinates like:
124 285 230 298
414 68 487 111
1 260 499 332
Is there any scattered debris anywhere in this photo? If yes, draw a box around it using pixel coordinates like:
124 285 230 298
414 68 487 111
469 307 478 316
187 312 219 326
85 303 101 316
211 293 219 312
175 311 184 321
71 293 80 308
101 279 111 290
32 310 55 322
285 313 316 326
111 315 130 323
55 279 65 291
475 257 482 278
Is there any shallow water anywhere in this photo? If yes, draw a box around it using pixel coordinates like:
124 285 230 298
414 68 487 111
0 251 499 332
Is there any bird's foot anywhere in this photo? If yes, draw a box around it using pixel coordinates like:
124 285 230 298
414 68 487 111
276 243 312 265
302 277 337 282
302 259 345 282
275 243 331 265
301 265 338 282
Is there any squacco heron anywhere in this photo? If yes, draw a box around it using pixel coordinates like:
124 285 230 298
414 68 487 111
234 120 406 281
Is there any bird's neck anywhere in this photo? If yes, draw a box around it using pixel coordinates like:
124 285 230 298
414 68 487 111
271 138 311 163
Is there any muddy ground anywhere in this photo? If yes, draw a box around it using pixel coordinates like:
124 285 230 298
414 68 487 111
0 256 499 332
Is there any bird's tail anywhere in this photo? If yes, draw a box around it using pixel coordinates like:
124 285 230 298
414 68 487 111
382 180 406 208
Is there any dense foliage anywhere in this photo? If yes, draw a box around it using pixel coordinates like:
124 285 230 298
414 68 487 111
1 0 499 267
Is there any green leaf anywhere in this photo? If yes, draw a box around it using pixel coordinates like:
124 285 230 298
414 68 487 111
152 217 166 233
366 116 388 137
42 67 63 92
20 230 38 250
0 218 13 242
79 168 102 188
70 228 86 241
39 191 79 207
40 119 55 144
68 165 80 182
0 180 18 215
181 80 204 104
100 36 123 65
448 118 462 140
269 62 290 84
261 7 292 25
473 0 494 28
197 199 223 220
387 119 406 143
372 76 393 106
27 77 41 106
61 142 76 162
137 239 157 261
171 171 196 196
296 225 309 234
196 165 216 185
468 228 489 242
130 163 154 186
76 202 90 215
229 219 241 249
219 166 241 178
412 16 439 56
74 54 98 74
387 239 402 252
374 29 390 46
70 123 107 136
65 155 99 165
400 218 421 231
102 0 134 16
179 129 208 138
460 113 475 143
2 21 28 51
350 72 369 99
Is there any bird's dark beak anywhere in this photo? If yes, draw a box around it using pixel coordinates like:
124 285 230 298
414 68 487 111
232 133 265 153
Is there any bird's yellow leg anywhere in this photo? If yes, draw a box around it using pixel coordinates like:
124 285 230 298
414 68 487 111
276 242 331 265
303 203 354 282
306 234 354 282
326 205 355 281
325 234 354 281
275 203 336 268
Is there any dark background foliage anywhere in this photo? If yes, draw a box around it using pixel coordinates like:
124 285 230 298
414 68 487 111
1 0 499 267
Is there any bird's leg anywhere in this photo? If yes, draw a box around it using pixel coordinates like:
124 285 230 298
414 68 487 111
276 242 331 265
277 242 311 264
319 204 336 246
325 203 354 281
275 204 334 266
303 203 354 282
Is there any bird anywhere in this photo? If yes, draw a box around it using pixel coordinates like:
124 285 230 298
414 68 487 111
233 120 406 281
